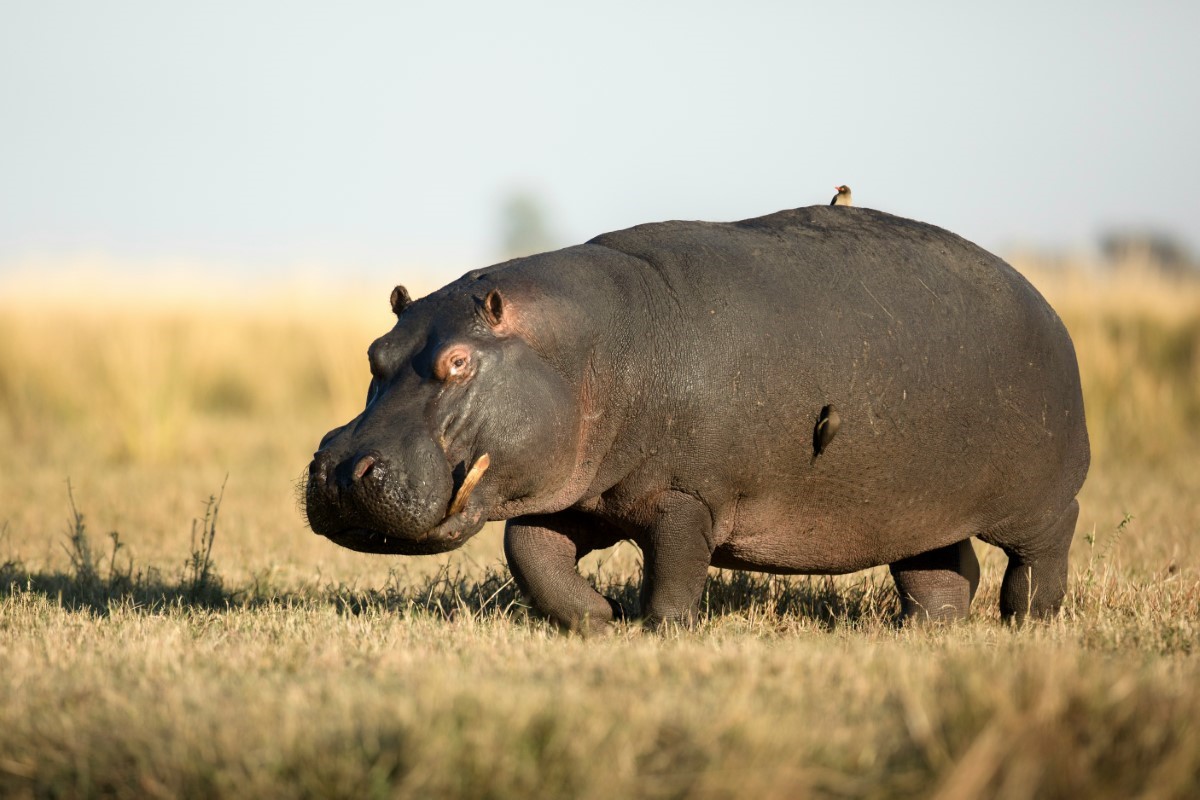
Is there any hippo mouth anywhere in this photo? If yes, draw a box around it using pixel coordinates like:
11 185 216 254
320 454 492 555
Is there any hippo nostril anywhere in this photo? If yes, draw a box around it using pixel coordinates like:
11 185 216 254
311 450 336 484
352 454 378 482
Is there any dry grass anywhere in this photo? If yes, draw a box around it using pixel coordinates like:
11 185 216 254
1 260 1198 798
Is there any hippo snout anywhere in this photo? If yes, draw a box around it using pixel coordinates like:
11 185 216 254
305 442 462 554
309 448 385 492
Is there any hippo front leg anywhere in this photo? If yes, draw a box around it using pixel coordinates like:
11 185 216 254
638 492 715 629
504 513 623 635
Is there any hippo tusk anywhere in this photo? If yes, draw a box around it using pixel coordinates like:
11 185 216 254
447 453 490 517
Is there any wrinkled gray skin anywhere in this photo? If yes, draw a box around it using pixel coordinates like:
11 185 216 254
306 206 1090 633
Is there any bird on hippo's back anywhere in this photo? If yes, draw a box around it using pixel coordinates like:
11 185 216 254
831 185 853 206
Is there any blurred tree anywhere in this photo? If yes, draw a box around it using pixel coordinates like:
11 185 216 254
1100 230 1198 277
499 191 559 260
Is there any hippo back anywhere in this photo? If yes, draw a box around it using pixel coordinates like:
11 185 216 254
580 206 1090 571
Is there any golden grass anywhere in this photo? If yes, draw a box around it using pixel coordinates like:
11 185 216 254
1 261 1198 798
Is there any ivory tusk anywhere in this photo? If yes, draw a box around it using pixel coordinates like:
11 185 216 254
447 453 490 516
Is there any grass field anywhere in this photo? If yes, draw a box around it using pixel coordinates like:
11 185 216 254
1 261 1199 798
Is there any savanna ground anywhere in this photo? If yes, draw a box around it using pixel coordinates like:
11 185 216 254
1 260 1198 799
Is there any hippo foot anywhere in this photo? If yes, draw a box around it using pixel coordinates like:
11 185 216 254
639 614 700 634
553 599 625 638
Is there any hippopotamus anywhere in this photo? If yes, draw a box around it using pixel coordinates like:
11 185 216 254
305 205 1090 632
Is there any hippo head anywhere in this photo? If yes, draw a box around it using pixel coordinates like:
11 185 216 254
305 275 586 555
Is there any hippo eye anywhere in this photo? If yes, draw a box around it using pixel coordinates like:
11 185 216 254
434 345 473 382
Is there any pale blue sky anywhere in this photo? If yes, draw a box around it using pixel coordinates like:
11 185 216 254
2 1 1197 285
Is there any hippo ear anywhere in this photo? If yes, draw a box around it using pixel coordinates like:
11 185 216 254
390 285 412 317
481 289 505 328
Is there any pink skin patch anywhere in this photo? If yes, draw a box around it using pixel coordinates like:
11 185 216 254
352 454 376 481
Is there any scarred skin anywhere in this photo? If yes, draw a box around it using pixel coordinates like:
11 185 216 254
305 206 1091 632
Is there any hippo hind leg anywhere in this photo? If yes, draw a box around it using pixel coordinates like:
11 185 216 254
981 499 1078 622
889 539 980 623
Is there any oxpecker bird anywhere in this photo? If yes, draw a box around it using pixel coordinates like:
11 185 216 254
812 404 841 461
831 185 853 206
